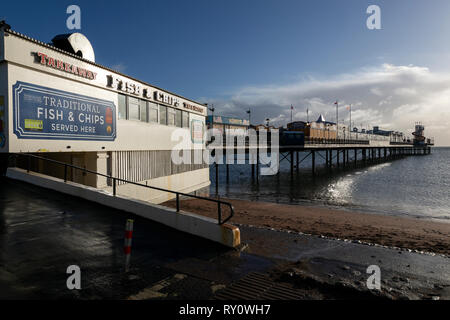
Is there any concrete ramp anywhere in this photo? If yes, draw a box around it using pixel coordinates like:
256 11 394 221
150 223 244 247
6 167 240 248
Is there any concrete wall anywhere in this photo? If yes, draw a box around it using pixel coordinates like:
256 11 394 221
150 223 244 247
7 167 240 248
109 167 210 204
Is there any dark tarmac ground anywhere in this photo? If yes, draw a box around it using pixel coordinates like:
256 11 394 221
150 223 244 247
1 177 449 300
0 178 273 300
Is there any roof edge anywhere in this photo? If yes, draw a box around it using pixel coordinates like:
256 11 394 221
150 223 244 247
4 28 206 108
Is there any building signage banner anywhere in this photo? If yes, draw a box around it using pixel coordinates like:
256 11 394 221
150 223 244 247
191 119 204 144
13 81 116 141
209 116 249 126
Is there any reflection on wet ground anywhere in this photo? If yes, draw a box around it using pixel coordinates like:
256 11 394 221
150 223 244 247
1 177 449 299
0 178 273 299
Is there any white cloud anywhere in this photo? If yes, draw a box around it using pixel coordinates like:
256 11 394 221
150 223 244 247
204 64 450 145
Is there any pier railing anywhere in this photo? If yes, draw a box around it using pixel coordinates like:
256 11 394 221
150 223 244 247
390 141 413 145
304 137 370 145
9 153 234 225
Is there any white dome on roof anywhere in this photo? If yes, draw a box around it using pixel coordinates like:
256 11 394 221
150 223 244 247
52 33 95 62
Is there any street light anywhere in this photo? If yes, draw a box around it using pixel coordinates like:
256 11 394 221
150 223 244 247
334 101 339 139
266 118 270 127
246 109 251 125
205 103 215 129
208 104 215 117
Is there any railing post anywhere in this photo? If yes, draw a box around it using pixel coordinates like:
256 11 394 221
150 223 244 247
215 162 219 195
113 178 116 196
218 202 222 224
64 164 67 182
176 193 180 212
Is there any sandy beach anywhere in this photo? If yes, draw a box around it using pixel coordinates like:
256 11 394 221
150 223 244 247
164 198 450 256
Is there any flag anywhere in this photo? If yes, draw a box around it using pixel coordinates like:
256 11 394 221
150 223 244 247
334 101 338 105
291 104 293 110
346 105 351 111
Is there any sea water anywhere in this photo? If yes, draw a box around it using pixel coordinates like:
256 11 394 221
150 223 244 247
209 147 450 222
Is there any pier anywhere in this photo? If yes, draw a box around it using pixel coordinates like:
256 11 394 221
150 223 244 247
211 137 433 193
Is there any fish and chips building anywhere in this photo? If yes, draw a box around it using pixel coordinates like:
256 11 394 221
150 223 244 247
0 24 210 203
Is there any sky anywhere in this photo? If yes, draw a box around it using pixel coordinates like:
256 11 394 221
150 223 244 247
2 0 450 145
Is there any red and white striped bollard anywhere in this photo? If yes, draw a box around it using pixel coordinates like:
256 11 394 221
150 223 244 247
124 219 134 272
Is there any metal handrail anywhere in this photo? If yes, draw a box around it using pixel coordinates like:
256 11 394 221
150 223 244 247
304 137 370 145
10 153 234 225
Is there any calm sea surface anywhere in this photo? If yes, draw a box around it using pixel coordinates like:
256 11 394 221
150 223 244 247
209 147 450 222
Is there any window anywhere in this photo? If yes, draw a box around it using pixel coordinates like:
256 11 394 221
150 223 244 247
148 102 158 123
118 94 127 119
140 99 147 122
175 109 182 127
167 107 176 126
159 105 167 125
182 111 189 128
128 97 140 121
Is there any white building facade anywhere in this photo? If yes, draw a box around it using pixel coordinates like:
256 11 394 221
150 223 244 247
0 27 210 203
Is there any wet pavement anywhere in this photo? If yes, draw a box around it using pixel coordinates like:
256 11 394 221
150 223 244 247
0 177 273 299
1 177 449 300
239 225 450 299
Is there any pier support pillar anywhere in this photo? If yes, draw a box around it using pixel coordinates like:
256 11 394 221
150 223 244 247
290 151 294 177
311 150 316 176
256 148 259 184
337 149 340 168
354 149 357 168
296 151 299 173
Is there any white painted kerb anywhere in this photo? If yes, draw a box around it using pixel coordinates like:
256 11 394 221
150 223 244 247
6 167 240 248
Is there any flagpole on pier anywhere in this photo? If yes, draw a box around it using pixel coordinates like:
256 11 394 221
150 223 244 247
335 101 339 138
349 104 352 133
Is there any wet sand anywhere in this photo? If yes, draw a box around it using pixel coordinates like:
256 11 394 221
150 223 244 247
164 198 450 256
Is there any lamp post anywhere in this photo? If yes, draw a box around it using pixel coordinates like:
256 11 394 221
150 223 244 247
334 101 339 139
246 109 251 125
208 104 215 117
266 118 270 127
207 103 215 129
348 104 352 133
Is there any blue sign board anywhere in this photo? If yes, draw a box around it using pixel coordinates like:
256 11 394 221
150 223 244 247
13 81 116 141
